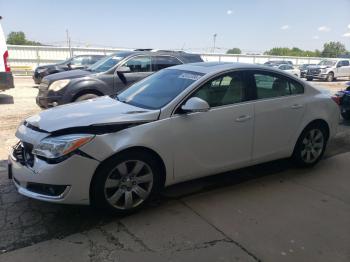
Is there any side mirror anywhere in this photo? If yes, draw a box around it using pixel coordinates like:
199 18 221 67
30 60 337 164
181 97 210 113
116 66 131 73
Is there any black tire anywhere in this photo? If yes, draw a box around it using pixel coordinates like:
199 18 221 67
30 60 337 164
326 72 334 82
74 93 99 102
306 77 313 81
292 123 328 168
90 150 163 214
341 111 350 120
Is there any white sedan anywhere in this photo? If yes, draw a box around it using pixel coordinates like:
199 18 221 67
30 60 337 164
9 62 339 213
276 64 301 77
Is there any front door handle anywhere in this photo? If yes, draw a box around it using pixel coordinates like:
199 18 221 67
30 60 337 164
235 115 252 122
291 104 303 109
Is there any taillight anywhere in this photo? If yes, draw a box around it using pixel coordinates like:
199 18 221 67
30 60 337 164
331 95 341 105
3 50 10 72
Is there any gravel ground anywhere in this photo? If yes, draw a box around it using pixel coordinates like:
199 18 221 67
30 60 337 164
0 76 350 254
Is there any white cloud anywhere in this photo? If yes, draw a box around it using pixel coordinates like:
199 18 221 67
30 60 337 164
343 32 350 37
318 26 331 32
280 25 290 30
226 10 233 15
312 35 319 39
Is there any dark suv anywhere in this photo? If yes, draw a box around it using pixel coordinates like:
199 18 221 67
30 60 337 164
33 55 105 84
36 51 203 108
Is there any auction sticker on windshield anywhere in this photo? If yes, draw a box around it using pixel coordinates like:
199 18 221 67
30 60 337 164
178 73 202 81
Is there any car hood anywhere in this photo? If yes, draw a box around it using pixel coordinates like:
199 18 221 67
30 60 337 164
24 96 160 133
44 69 92 83
308 65 329 70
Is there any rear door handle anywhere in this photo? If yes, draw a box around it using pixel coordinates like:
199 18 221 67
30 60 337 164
235 115 252 122
291 104 303 109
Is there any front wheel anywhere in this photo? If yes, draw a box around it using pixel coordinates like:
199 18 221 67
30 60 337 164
74 93 99 102
90 151 163 214
306 77 313 81
292 124 327 167
326 72 334 82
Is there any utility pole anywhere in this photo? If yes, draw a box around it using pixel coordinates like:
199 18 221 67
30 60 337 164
66 29 72 58
212 33 217 53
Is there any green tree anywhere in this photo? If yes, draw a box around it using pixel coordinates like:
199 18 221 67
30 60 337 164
264 47 321 57
321 41 347 58
226 48 242 54
6 31 42 46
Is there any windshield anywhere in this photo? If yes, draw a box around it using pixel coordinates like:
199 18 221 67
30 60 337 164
117 69 204 109
318 60 337 66
88 54 125 73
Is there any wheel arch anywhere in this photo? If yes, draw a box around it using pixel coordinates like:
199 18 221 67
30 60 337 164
293 119 330 155
89 146 167 199
72 89 104 102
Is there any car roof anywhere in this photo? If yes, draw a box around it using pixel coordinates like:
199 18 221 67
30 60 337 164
169 62 280 75
110 50 202 61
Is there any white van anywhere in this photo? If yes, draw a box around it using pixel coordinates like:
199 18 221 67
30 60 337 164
0 16 14 91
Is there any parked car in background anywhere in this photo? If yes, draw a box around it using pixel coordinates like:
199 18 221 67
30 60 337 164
332 81 350 120
10 62 338 213
276 64 300 77
0 16 14 91
306 59 350 82
36 50 203 108
264 60 293 67
299 64 316 78
33 55 105 84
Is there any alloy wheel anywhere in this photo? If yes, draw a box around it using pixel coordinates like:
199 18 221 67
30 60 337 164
300 129 324 163
104 160 154 210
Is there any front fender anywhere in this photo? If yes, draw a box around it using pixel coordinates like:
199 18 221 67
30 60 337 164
62 78 113 102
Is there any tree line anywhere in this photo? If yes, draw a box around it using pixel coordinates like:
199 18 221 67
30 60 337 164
227 42 350 58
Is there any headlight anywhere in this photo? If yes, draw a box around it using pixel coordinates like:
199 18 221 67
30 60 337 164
37 68 47 73
49 79 70 91
32 134 94 159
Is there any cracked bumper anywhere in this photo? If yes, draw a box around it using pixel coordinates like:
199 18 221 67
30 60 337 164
9 150 100 205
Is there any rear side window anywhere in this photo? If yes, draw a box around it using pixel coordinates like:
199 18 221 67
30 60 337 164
253 72 303 99
153 56 182 71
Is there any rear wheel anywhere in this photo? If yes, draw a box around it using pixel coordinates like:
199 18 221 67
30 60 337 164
90 151 163 214
74 93 99 102
292 124 327 167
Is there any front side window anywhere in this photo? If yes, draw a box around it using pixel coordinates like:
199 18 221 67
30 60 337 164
253 72 303 99
153 56 182 71
123 56 151 72
117 69 204 109
191 72 246 107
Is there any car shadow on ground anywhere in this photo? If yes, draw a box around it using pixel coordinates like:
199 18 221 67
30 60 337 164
0 158 294 253
0 94 14 105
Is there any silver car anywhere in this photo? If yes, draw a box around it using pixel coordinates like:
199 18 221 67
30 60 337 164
9 62 339 213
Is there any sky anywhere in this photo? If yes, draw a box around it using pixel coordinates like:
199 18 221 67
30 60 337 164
1 0 350 53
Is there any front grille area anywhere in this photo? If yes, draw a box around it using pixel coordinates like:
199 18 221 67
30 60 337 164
12 142 35 167
307 68 321 75
26 182 68 197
